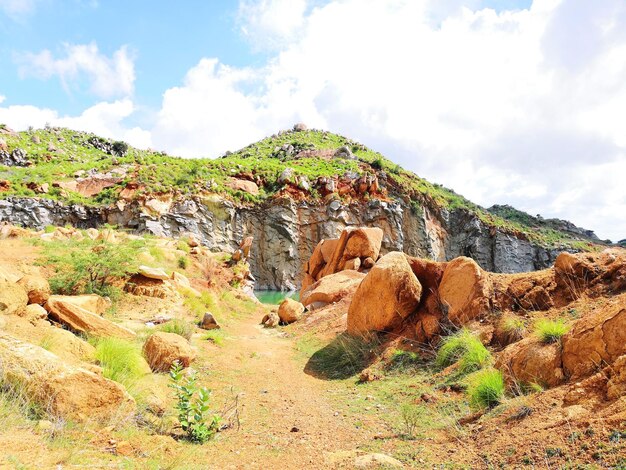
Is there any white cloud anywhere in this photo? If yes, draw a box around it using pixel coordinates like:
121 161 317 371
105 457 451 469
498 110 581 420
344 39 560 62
149 0 626 241
0 0 39 18
3 0 625 241
17 42 135 98
0 98 151 149
0 95 5 104
238 0 309 49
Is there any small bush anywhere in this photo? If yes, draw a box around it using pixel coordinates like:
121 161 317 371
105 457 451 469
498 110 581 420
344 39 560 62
499 315 527 342
94 338 149 389
177 256 189 269
160 319 195 341
436 329 491 374
534 318 569 344
169 362 220 443
400 403 425 439
176 240 191 253
467 368 505 409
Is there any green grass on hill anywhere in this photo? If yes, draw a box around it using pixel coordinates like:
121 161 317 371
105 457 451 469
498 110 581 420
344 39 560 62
0 125 600 250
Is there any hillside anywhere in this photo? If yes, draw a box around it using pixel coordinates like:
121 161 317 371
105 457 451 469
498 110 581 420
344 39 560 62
0 124 602 248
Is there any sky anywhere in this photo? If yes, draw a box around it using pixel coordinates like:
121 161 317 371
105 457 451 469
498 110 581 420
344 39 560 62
0 0 624 242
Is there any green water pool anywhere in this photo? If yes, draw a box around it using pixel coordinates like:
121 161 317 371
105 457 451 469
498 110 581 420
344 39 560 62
254 290 300 305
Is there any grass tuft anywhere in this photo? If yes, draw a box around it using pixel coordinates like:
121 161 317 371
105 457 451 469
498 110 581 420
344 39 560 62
94 337 150 390
159 319 195 341
534 318 569 344
203 329 226 346
436 329 491 374
499 315 527 343
467 368 505 409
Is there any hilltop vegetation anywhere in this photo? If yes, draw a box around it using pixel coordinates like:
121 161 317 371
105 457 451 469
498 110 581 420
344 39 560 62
0 124 602 250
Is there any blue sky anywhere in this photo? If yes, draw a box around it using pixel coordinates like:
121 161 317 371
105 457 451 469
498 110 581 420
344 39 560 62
0 0 624 241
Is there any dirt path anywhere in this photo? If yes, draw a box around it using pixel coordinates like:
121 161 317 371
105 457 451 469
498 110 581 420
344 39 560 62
195 311 376 469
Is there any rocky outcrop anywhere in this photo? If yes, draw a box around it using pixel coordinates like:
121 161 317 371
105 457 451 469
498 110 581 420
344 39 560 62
17 274 51 305
347 252 422 334
143 332 196 373
0 332 135 422
300 270 365 309
0 195 572 290
495 337 565 388
45 296 136 339
0 280 28 316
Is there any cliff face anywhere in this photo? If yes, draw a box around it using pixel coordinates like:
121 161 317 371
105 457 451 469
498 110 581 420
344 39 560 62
0 196 561 290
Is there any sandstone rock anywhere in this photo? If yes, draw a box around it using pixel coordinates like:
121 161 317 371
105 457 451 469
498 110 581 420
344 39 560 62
300 270 365 308
607 354 626 400
17 274 51 305
23 304 48 323
495 337 565 389
0 280 28 316
143 332 195 373
262 311 280 328
361 257 375 269
277 298 304 324
562 296 626 380
343 228 384 264
49 294 111 316
0 332 135 422
226 178 259 196
439 257 492 325
45 296 135 339
343 257 361 271
199 312 220 330
138 265 169 280
348 252 422 334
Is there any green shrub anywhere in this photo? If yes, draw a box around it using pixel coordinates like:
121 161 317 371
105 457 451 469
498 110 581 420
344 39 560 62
94 338 149 389
176 240 191 253
177 256 189 269
436 329 491 374
400 403 425 439
160 319 195 341
42 238 143 297
467 368 505 409
534 318 569 344
169 361 220 443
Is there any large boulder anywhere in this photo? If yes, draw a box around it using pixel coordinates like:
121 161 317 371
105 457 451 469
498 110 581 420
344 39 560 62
277 298 305 324
347 252 422 334
607 354 626 400
0 332 135 422
138 265 169 281
495 337 565 389
322 227 384 277
17 274 51 305
262 311 280 328
562 295 626 380
300 270 365 308
199 312 220 330
438 257 492 325
45 296 135 339
49 294 111 316
0 280 28 316
143 332 196 373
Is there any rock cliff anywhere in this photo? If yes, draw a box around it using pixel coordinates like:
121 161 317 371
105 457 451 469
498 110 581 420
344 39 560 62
0 126 603 290
0 195 564 290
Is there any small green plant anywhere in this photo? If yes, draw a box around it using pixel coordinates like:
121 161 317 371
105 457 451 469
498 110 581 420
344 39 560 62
499 315 527 343
534 318 569 344
436 329 491 374
177 256 189 269
467 368 505 409
94 337 149 389
169 362 220 443
160 319 195 341
400 403 425 439
204 330 225 346
176 240 191 253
